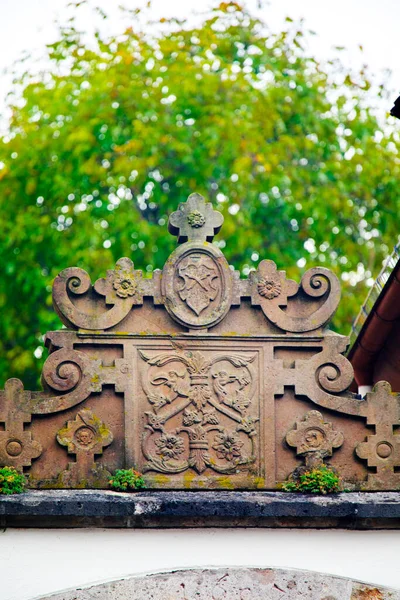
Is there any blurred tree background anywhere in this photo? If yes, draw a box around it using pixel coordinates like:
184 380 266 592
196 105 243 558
0 1 399 388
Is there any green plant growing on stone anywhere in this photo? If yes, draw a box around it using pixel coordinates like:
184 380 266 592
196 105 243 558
282 465 341 494
0 466 26 495
109 468 145 492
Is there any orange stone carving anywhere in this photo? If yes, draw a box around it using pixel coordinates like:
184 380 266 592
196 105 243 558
0 379 42 470
140 349 258 476
286 410 344 469
0 192 399 490
356 381 400 490
56 409 113 488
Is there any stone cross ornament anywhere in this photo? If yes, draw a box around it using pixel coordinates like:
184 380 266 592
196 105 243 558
168 193 224 243
0 191 399 491
286 410 344 469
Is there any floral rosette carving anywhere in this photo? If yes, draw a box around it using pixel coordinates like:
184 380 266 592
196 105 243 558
155 433 185 460
140 349 258 475
168 193 223 243
113 270 137 298
213 430 244 462
257 276 282 300
187 210 206 228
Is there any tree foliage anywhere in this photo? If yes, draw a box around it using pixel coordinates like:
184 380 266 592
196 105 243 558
0 2 399 387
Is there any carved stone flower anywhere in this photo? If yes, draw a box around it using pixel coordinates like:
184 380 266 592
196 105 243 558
144 411 165 430
113 272 137 298
213 430 243 462
189 385 211 410
182 409 202 427
187 210 206 228
155 433 185 459
257 277 281 299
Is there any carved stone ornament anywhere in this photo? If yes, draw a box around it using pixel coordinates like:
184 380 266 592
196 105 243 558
140 349 258 475
56 409 113 488
53 257 143 330
286 410 344 469
355 381 400 490
1 190 400 490
0 379 42 470
168 193 223 243
162 243 233 329
251 259 341 333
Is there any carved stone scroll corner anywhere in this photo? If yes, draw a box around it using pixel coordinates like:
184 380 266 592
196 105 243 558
52 257 144 331
252 259 341 333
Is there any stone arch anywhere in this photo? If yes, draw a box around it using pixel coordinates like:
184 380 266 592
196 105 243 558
45 568 399 599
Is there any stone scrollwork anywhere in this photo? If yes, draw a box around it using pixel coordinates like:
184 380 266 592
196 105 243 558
30 348 101 414
52 257 143 330
2 191 400 491
139 349 258 475
292 336 364 416
252 259 341 333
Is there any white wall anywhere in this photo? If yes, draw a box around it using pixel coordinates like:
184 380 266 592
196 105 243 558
1 528 400 600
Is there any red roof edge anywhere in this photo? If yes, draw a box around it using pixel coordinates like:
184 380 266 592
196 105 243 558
348 252 400 387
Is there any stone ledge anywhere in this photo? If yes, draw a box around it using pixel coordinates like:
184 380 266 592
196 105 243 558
2 490 400 528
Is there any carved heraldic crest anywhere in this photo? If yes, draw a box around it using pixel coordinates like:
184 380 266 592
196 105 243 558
0 192 398 490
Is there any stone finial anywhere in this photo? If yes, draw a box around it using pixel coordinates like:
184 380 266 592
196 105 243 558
56 409 113 487
286 410 344 468
356 381 400 489
168 193 224 243
0 379 42 470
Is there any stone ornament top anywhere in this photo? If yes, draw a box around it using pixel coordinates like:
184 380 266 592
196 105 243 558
1 192 400 491
52 192 340 333
168 192 224 243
